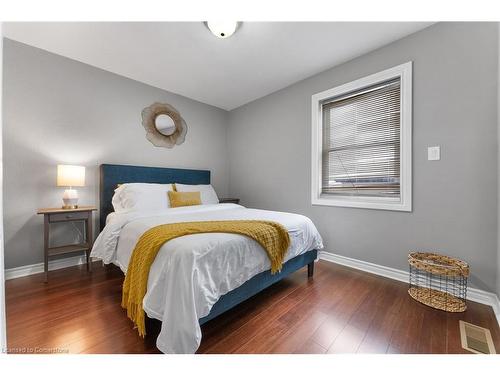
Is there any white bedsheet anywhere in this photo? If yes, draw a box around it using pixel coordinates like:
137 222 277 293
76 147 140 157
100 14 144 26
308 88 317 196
91 203 323 354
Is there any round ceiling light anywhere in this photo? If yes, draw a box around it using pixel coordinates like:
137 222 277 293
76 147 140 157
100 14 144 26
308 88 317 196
206 21 239 39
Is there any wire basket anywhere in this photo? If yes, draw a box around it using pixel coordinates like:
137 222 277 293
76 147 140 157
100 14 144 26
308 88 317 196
408 252 469 313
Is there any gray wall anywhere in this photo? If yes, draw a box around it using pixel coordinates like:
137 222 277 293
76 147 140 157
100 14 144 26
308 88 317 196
498 23 500 296
2 39 229 269
227 23 499 292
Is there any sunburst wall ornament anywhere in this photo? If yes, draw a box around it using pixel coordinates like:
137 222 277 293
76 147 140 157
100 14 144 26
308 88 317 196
141 102 187 148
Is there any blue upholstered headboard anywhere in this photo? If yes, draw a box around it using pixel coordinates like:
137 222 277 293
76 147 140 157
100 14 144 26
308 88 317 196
99 164 210 230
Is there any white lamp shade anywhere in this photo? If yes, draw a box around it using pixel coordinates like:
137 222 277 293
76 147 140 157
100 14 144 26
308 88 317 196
57 165 85 187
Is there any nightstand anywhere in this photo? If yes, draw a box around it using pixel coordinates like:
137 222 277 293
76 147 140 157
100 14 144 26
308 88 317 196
219 198 240 204
37 206 97 282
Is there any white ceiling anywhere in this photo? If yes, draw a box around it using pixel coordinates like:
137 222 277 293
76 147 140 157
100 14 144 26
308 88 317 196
3 22 432 110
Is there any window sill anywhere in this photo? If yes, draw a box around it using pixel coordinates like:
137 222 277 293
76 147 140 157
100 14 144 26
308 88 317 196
311 196 411 212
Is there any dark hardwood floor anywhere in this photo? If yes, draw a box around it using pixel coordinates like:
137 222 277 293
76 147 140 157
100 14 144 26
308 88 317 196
5 260 500 354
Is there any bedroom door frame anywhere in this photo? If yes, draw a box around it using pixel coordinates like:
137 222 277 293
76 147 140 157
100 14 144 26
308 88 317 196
0 21 7 353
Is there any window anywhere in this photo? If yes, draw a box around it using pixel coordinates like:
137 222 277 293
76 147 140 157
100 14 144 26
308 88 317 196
311 62 412 211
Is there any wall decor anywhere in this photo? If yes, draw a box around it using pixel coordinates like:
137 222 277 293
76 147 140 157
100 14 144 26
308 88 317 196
141 102 187 148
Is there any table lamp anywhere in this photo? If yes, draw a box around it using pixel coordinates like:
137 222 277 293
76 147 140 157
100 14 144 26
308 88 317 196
57 165 85 209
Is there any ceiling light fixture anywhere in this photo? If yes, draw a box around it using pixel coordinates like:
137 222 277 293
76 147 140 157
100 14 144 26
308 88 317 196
205 21 239 39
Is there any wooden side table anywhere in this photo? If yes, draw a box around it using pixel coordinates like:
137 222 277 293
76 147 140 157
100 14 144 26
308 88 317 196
219 198 240 204
37 206 97 282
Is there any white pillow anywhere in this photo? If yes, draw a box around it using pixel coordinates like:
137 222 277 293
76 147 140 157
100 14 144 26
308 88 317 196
174 183 219 205
112 183 174 213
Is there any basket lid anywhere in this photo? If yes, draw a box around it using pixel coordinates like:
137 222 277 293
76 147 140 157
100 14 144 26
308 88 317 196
408 252 469 277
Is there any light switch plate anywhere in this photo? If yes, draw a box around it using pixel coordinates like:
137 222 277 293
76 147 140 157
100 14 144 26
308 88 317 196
428 146 440 161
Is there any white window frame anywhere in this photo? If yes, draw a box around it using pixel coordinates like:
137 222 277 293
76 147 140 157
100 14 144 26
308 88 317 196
311 62 412 211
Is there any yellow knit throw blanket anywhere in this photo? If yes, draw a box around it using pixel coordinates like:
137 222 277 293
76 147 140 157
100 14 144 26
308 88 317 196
121 220 290 337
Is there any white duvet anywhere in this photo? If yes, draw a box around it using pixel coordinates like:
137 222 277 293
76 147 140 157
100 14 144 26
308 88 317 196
91 203 323 354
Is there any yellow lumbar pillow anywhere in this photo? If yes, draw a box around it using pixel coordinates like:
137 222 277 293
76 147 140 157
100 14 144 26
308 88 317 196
168 191 202 208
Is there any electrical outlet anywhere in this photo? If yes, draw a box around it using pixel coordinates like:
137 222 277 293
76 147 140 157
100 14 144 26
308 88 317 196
428 146 440 161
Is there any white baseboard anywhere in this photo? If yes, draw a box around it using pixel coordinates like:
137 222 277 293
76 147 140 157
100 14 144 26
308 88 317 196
319 251 500 327
5 255 98 280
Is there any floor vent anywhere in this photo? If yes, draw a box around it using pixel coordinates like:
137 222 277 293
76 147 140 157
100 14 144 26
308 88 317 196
459 320 496 354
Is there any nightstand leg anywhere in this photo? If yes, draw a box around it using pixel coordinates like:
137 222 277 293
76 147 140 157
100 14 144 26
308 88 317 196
44 253 48 283
86 216 93 273
86 249 92 272
43 215 49 283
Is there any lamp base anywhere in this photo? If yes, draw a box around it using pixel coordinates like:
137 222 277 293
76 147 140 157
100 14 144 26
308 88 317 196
62 189 79 210
62 204 79 210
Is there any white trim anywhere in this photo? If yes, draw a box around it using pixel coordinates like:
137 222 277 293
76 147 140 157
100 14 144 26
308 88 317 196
319 251 500 327
497 20 500 331
320 251 408 283
0 22 6 353
5 255 99 280
311 61 412 212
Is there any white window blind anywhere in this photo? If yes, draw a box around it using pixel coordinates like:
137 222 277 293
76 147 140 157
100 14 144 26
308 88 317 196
321 77 401 198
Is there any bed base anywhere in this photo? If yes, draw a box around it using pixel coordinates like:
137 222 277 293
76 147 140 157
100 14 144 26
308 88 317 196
198 249 317 325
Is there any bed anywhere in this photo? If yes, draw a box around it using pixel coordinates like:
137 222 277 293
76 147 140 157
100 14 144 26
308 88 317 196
91 164 323 353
